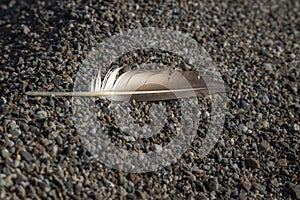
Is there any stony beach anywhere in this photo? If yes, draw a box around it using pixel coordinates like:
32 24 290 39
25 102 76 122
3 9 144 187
0 0 299 199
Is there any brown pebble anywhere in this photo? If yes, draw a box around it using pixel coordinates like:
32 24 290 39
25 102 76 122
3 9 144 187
247 158 260 169
241 177 251 191
239 192 248 200
277 158 288 167
259 141 271 152
292 174 298 182
260 120 269 129
256 99 262 105
186 171 196 182
251 181 262 191
136 190 147 200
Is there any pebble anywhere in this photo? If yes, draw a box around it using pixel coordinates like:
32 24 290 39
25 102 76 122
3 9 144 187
259 141 271 152
260 120 270 129
151 144 163 153
0 96 7 105
19 150 33 162
294 124 300 131
277 159 288 167
186 171 196 182
241 177 251 191
262 95 270 104
292 185 300 199
238 124 248 133
1 149 11 159
239 192 248 200
263 63 273 71
35 110 48 119
17 57 24 65
23 25 30 35
9 129 21 137
205 178 219 192
5 176 14 187
136 190 147 200
246 158 260 169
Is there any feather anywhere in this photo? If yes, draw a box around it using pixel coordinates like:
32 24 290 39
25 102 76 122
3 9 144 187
26 67 229 101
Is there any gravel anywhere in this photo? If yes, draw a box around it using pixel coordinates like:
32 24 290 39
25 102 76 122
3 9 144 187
0 0 299 199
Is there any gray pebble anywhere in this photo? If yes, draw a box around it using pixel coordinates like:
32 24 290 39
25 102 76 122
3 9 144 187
294 124 299 131
151 144 163 153
9 129 21 137
35 110 48 119
1 149 11 159
23 25 30 35
205 177 219 191
262 95 270 104
17 57 25 65
0 97 7 105
238 124 248 133
20 150 33 162
292 185 300 199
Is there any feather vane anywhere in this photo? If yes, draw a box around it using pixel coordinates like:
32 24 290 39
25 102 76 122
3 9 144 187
26 67 229 101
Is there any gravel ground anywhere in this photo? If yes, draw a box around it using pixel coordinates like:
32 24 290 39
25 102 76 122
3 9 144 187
0 0 299 199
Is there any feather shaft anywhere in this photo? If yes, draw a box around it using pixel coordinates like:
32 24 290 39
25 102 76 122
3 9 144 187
26 86 219 97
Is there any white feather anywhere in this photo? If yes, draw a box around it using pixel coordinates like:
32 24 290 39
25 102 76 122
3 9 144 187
26 67 229 101
101 67 123 91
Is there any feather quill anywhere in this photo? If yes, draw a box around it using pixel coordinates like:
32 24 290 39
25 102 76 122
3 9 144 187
26 67 229 101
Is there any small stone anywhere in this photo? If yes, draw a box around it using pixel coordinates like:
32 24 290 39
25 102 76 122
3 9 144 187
52 175 64 188
204 111 210 118
294 124 300 131
252 182 262 191
0 96 7 105
260 49 270 57
241 177 251 191
233 173 240 180
136 190 147 200
17 185 26 197
260 120 269 129
5 176 13 187
263 63 273 71
9 129 21 137
20 150 33 162
277 159 288 167
292 185 300 199
239 192 248 200
186 171 196 182
197 193 207 200
246 158 260 169
35 110 48 120
290 53 296 59
23 25 30 35
292 174 298 182
1 149 11 159
259 141 271 152
17 57 25 65
262 95 269 104
238 123 248 133
7 120 17 130
151 144 162 153
281 169 289 176
205 177 219 191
